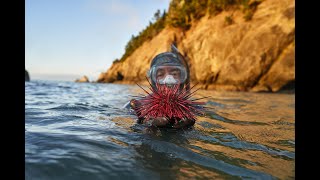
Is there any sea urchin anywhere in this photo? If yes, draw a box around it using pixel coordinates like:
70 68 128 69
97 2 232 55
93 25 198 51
133 79 206 124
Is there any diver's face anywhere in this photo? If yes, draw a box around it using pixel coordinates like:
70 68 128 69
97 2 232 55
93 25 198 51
156 66 181 82
150 64 187 87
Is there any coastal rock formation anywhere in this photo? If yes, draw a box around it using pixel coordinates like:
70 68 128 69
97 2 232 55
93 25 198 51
98 0 295 92
25 69 30 81
75 76 89 83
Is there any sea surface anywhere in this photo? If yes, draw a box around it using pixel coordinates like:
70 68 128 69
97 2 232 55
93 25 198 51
25 80 295 179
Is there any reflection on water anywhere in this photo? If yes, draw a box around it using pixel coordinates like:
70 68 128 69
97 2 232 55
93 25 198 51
25 80 294 179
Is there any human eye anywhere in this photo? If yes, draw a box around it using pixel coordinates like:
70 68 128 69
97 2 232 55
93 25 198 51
170 69 180 77
156 70 164 78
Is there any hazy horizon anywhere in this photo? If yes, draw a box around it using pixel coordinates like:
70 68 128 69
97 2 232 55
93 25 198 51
26 0 170 81
29 73 90 82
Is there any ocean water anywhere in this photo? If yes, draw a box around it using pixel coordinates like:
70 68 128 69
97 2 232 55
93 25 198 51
25 80 295 179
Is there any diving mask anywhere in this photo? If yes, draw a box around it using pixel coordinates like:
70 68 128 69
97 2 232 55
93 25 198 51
149 65 187 85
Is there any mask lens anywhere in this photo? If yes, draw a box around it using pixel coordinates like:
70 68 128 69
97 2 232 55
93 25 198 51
151 65 186 84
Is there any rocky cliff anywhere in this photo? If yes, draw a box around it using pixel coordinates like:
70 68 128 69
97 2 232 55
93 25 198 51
25 69 30 81
97 0 294 92
75 76 90 83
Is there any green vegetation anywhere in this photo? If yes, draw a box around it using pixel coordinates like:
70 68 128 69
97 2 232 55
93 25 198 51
167 0 240 29
117 0 262 63
241 0 263 21
225 15 234 25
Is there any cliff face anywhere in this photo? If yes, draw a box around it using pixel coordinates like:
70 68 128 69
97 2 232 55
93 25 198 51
97 28 184 83
98 0 295 92
25 69 30 81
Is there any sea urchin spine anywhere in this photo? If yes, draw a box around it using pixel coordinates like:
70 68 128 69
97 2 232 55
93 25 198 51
134 79 206 124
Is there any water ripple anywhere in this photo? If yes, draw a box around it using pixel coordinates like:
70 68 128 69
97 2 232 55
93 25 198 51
25 80 295 179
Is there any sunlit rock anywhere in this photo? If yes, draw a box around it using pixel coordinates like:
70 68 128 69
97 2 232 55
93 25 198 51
75 75 89 83
98 0 295 92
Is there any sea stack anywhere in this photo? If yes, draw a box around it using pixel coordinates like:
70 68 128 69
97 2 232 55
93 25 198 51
75 75 89 83
25 69 30 81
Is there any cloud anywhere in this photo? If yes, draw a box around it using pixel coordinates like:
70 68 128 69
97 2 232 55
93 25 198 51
85 0 142 29
155 0 171 3
109 0 134 14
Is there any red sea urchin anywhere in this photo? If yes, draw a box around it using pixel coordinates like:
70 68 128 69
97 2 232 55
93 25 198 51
133 79 207 124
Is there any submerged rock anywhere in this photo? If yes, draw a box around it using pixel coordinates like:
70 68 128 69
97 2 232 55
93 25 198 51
75 75 89 83
25 69 30 81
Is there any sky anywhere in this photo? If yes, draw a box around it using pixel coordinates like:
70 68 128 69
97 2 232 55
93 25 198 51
25 0 171 81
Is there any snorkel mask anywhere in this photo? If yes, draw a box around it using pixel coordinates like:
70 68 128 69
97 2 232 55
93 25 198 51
150 64 187 85
147 44 190 90
133 44 207 124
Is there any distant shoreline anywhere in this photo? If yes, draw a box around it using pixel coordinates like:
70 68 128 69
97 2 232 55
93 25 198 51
26 79 294 94
29 73 97 82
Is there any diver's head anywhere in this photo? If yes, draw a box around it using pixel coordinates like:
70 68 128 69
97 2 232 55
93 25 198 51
147 44 190 90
